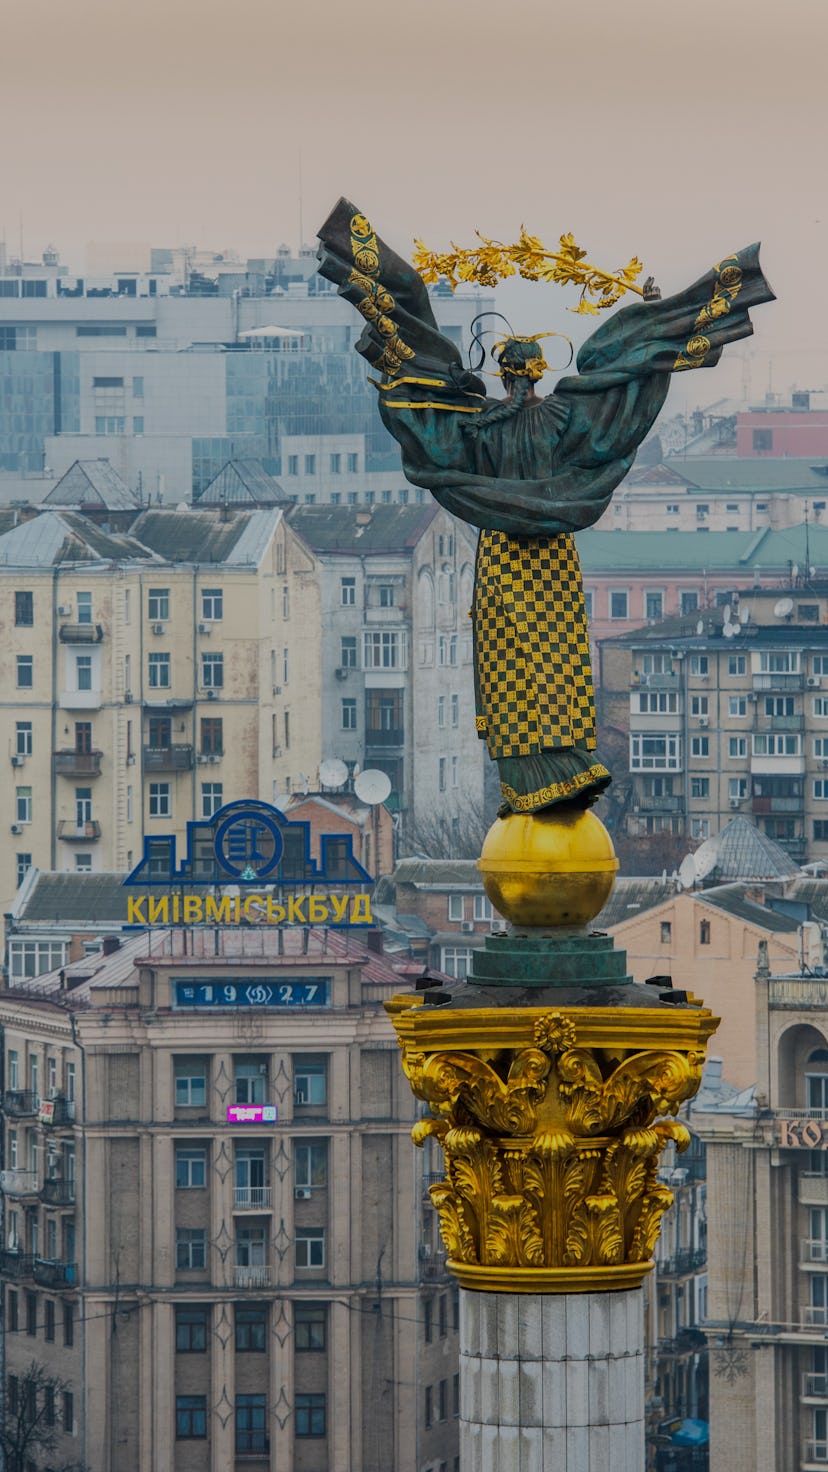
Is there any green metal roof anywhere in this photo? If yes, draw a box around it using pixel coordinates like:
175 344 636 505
672 457 828 494
577 522 828 574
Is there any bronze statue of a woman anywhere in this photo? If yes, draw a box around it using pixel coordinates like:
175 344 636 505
317 199 774 820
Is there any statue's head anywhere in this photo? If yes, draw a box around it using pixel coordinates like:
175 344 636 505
496 337 547 384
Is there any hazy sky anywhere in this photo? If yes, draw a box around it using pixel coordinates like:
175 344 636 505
3 0 826 399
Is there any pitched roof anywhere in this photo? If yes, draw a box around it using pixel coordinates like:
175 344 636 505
593 877 675 930
43 460 138 511
0 511 153 567
577 522 828 576
673 457 828 494
129 507 280 565
696 884 800 932
198 459 289 507
11 871 130 926
693 816 800 884
391 858 483 890
288 503 437 555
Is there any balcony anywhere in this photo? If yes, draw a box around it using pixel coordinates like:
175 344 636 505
143 744 194 772
3 1090 37 1117
41 1177 76 1206
802 1372 828 1401
802 1440 828 1468
752 795 803 814
800 1175 828 1206
58 623 103 644
658 1247 707 1277
32 1258 76 1289
750 754 805 777
0 1250 33 1279
234 1264 272 1289
0 1170 39 1198
800 1305 828 1328
422 1172 445 1196
58 689 102 711
233 1186 272 1211
632 672 679 689
752 672 804 692
803 1239 828 1266
365 728 405 748
637 795 684 813
53 750 103 778
765 714 805 732
419 1246 450 1281
771 979 828 1010
56 820 101 842
41 1096 76 1127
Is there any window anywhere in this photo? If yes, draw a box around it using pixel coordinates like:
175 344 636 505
425 1385 433 1429
583 589 593 620
364 631 401 669
439 757 447 792
753 733 801 756
200 718 223 755
201 653 223 689
45 1299 55 1342
63 1390 73 1434
16 787 32 823
680 591 699 615
176 1228 207 1270
76 592 92 625
766 696 795 716
759 651 800 674
288 455 299 475
235 1304 267 1352
815 698 828 718
201 587 223 621
174 1058 207 1107
753 428 773 452
148 653 170 689
14 591 33 626
691 736 709 758
637 691 678 714
630 734 681 771
63 1302 73 1347
201 782 223 819
176 1395 207 1439
815 822 828 841
294 1057 326 1107
699 919 711 945
728 655 747 676
295 1228 325 1269
815 781 828 802
645 591 664 621
340 636 357 668
690 695 709 717
330 453 341 473
304 454 316 475
133 375 144 397
176 1305 208 1352
441 947 474 980
341 698 357 730
815 657 828 677
7 1050 18 1090
16 656 32 689
729 778 748 801
641 653 669 676
75 788 92 825
424 1297 433 1343
26 1292 37 1335
147 588 169 621
282 583 289 619
661 921 672 943
295 1141 327 1190
95 415 126 434
75 721 92 753
729 737 747 758
439 1293 448 1337
149 782 171 818
689 655 709 677
609 590 629 620
296 1393 326 1438
437 695 446 728
175 1148 207 1189
690 777 709 799
729 697 747 717
295 1302 326 1350
74 654 92 692
379 584 395 608
439 634 458 666
448 894 464 923
15 854 31 889
451 693 459 727
237 1394 268 1453
453 1373 460 1417
474 894 494 922
341 577 356 606
234 1059 267 1104
439 1379 448 1420
817 738 828 760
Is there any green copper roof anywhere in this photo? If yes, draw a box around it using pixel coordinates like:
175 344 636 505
576 522 828 573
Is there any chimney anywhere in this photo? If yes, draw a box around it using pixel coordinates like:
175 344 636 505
102 935 121 956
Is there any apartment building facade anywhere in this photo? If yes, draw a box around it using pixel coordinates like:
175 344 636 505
0 924 460 1472
599 587 828 865
694 949 828 1472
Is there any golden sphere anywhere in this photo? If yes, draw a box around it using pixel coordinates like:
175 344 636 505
479 808 619 928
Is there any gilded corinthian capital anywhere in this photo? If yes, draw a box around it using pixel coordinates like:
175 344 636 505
387 1000 718 1293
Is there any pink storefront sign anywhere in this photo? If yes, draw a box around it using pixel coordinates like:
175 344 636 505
226 1105 278 1124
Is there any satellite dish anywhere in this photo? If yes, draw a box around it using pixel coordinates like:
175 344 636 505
693 835 721 881
176 501 189 512
723 605 733 625
678 854 697 889
723 623 736 639
792 564 800 581
696 619 704 637
740 604 750 624
774 598 794 619
731 622 742 636
319 758 348 790
354 768 392 805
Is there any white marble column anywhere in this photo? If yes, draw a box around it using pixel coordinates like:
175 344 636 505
460 1288 645 1471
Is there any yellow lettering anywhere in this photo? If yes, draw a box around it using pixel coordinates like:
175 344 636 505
266 897 286 924
127 896 146 924
287 895 307 924
205 895 233 924
309 896 329 923
330 894 349 924
148 895 169 924
351 894 373 924
183 895 203 923
243 895 264 921
172 894 181 924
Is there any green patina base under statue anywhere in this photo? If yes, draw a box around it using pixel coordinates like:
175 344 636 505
317 199 774 819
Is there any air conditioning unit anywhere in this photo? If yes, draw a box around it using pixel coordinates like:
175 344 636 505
208 754 220 764
10 824 22 835
698 716 709 727
294 1187 312 1200
335 667 348 680
206 690 217 701
10 754 24 767
460 920 475 934
151 622 165 635
197 754 209 764
809 677 822 689
729 798 741 809
57 605 71 617
197 622 209 634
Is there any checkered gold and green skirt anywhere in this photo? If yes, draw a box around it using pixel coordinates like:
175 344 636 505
473 530 611 812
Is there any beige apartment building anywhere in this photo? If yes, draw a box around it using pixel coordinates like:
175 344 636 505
599 586 828 865
0 924 460 1472
0 503 322 920
694 947 828 1472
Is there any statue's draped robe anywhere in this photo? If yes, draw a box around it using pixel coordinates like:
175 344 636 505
318 199 775 811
